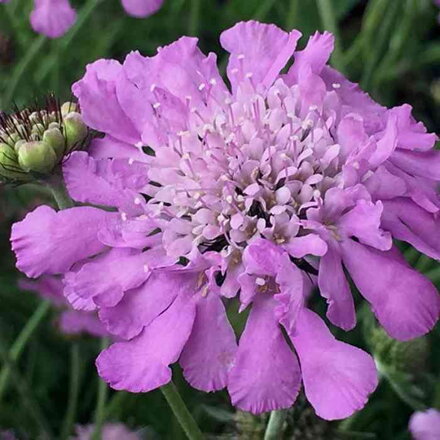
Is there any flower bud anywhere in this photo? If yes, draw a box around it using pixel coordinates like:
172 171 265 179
0 143 28 181
43 127 66 158
17 141 58 173
63 112 88 149
61 101 79 117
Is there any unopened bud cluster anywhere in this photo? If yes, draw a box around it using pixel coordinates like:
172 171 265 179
0 98 89 182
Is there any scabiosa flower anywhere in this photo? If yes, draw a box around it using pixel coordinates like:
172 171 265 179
11 21 440 419
121 0 164 18
30 0 77 39
0 97 89 183
409 409 440 440
20 276 108 337
71 423 142 440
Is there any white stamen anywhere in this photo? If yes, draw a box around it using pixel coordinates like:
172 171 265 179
332 82 341 89
256 277 266 286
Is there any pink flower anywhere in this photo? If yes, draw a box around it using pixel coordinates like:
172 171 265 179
409 409 440 440
11 21 439 418
30 0 77 39
72 423 141 440
120 0 164 18
20 276 108 337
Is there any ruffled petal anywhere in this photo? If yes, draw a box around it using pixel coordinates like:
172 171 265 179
121 0 164 18
88 136 147 161
228 295 301 414
381 198 440 260
96 293 196 392
318 244 356 331
287 31 334 81
11 206 114 278
30 0 76 39
338 200 392 251
287 309 378 420
72 59 140 144
341 240 440 340
220 21 301 92
284 234 328 258
98 271 186 339
64 248 152 307
180 293 237 391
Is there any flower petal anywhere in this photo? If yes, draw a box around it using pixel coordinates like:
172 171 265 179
341 240 440 340
180 293 237 392
59 310 108 337
121 0 164 18
409 409 440 440
96 293 196 392
11 206 114 278
228 295 301 414
287 308 378 420
30 0 76 39
318 244 356 331
220 21 301 92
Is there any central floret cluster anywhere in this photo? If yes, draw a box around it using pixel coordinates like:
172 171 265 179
147 78 342 262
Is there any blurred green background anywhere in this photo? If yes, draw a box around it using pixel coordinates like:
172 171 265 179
0 0 439 439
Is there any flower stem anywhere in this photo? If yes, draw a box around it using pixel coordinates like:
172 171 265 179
61 342 81 440
264 410 287 440
160 382 204 440
0 300 51 403
49 179 74 210
3 35 46 110
91 338 110 440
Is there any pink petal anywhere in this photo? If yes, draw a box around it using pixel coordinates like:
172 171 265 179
409 409 440 440
341 240 440 341
96 293 196 392
284 234 328 258
59 310 108 337
287 309 378 420
11 206 115 278
220 21 301 92
121 0 164 18
228 295 301 414
180 293 237 391
30 0 76 39
318 244 356 331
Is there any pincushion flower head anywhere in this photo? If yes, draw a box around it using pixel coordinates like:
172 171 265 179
11 21 440 419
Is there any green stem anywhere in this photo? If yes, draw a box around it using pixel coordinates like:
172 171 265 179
0 337 53 438
160 382 204 440
61 343 81 440
188 0 201 36
91 338 110 440
264 410 287 440
49 179 74 210
316 0 344 72
0 301 51 403
36 0 104 84
3 35 46 110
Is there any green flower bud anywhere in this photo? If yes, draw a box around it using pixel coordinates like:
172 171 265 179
0 143 28 181
43 127 66 158
61 101 79 117
63 112 88 149
18 141 58 174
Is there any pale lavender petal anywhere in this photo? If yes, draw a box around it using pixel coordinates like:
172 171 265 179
99 271 185 339
409 409 440 440
88 136 147 161
96 293 196 392
180 293 237 391
19 276 65 306
341 240 440 340
284 234 328 258
287 309 378 420
121 0 164 18
11 206 115 278
318 244 356 330
30 0 76 39
220 21 301 92
59 310 108 337
65 248 151 307
228 295 301 414
338 200 392 251
72 60 140 144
